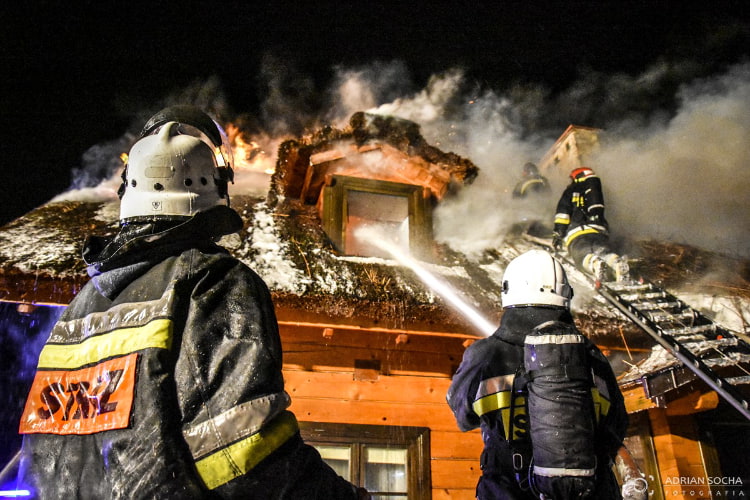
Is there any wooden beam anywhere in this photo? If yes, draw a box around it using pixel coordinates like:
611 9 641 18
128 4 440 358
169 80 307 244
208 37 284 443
622 383 659 413
665 390 719 416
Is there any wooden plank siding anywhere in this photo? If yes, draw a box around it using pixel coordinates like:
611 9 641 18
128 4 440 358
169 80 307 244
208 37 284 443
649 409 712 499
283 369 482 499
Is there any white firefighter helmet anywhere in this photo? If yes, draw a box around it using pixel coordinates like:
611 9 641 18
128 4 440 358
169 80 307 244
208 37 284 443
139 104 234 170
119 120 230 222
501 249 573 308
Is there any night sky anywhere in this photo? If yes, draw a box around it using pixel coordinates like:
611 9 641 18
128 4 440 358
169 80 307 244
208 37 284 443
1 2 748 226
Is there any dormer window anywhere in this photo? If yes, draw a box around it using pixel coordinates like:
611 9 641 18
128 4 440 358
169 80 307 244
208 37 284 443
321 175 433 259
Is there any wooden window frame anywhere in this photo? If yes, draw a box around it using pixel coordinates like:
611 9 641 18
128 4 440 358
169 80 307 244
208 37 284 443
299 421 431 500
320 175 434 260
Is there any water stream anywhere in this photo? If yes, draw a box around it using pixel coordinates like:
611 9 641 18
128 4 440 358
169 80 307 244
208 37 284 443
356 226 496 336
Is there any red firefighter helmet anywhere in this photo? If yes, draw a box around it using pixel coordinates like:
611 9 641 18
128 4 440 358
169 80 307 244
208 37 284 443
570 167 595 180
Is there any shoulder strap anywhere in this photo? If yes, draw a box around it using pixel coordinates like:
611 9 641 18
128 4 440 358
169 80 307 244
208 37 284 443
507 365 533 491
531 320 577 336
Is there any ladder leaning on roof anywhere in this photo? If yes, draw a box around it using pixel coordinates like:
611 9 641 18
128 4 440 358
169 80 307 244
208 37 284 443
522 229 750 421
595 277 750 421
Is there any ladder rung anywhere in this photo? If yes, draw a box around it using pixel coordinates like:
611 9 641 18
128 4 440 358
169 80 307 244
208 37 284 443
703 353 750 367
632 301 683 311
662 324 717 337
725 376 750 385
620 291 669 301
606 282 654 293
643 311 697 323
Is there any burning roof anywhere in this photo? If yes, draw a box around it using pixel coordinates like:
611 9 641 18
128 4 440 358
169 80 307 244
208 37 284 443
1 192 712 365
270 112 479 206
1 116 749 384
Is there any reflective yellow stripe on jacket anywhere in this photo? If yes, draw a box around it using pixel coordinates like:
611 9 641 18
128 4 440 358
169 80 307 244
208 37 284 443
473 373 611 438
39 289 177 370
194 410 299 489
592 387 611 422
37 318 173 369
472 375 528 440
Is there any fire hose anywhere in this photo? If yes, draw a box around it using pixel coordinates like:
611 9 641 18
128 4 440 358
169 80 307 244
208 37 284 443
0 450 21 485
615 445 649 500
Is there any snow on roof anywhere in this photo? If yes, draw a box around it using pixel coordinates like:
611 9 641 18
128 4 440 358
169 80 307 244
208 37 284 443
2 190 749 385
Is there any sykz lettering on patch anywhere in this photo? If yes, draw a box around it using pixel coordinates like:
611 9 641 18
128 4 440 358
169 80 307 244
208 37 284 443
19 353 137 435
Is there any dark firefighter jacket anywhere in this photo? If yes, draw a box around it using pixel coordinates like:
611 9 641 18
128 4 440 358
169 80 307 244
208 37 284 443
18 206 356 499
446 307 628 498
554 172 609 249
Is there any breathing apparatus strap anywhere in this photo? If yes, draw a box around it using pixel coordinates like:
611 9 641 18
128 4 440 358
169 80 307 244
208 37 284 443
508 367 532 491
527 364 591 381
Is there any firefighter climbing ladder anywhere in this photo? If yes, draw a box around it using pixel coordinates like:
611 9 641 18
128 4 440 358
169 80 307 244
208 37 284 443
522 230 750 421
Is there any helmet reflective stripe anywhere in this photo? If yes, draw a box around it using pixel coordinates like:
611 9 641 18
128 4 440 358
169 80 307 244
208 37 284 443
120 121 228 222
501 250 573 308
570 167 595 181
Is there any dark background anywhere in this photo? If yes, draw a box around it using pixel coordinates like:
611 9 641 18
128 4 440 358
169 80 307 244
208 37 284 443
1 1 748 226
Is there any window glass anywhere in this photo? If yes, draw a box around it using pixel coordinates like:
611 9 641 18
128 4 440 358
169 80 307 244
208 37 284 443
346 190 409 258
364 446 408 499
315 445 351 481
302 422 430 500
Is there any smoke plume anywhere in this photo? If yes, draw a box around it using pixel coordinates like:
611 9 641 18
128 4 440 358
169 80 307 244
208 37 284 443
320 60 750 259
58 57 749 260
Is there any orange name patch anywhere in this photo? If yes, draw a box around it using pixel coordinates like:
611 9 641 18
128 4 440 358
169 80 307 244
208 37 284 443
19 353 137 435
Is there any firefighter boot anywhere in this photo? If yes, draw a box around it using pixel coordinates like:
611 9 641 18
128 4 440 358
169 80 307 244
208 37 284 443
582 253 607 281
605 253 630 282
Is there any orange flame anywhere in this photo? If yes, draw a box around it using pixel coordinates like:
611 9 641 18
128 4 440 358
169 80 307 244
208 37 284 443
225 122 276 175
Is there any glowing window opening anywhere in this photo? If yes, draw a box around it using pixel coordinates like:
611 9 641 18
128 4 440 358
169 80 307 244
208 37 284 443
321 175 434 260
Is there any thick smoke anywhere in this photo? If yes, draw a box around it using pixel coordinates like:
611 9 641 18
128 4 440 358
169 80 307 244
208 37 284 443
57 58 749 260
57 77 257 203
595 63 750 258
321 60 750 259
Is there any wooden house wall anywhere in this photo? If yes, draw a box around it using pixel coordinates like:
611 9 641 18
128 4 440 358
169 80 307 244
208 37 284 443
284 370 482 499
649 409 714 499
623 387 742 500
280 323 483 499
538 125 601 181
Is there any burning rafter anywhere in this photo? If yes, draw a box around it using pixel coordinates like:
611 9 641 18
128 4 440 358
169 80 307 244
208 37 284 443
270 112 479 206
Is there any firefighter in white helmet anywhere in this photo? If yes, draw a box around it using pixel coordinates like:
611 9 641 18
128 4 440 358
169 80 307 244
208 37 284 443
447 249 628 499
19 105 367 499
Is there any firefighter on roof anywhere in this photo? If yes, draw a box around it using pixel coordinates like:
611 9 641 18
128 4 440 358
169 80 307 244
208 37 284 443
512 162 550 198
447 250 628 499
18 106 366 499
553 167 630 281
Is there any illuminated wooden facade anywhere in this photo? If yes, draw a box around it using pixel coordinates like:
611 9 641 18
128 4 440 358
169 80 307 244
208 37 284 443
1 117 748 498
